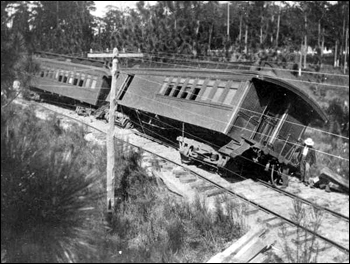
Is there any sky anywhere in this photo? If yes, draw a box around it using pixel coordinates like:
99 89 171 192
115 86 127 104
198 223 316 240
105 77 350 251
92 1 156 17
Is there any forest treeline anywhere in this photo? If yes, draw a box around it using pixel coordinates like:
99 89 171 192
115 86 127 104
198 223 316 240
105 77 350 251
2 1 349 67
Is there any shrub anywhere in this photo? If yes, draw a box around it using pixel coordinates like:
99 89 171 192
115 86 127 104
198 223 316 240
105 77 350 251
108 154 246 263
1 104 105 263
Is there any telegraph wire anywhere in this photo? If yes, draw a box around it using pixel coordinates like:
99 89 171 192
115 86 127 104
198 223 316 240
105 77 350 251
25 82 350 162
28 68 350 141
145 51 350 78
27 69 350 143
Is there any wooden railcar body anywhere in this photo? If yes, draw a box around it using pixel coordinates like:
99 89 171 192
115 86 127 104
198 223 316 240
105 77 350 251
30 52 328 179
113 64 327 169
31 53 111 106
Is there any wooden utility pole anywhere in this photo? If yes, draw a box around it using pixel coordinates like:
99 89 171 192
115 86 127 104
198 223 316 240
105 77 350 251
227 2 230 38
88 48 143 214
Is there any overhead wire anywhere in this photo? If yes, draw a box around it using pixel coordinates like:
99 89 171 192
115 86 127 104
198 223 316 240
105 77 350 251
137 55 350 89
30 65 350 141
121 82 349 162
145 51 350 78
21 55 348 145
25 99 350 252
27 75 349 162
36 96 350 224
27 63 350 144
143 52 350 78
118 69 350 141
26 68 350 155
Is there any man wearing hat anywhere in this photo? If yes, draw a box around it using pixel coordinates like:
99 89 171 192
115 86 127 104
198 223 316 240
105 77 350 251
297 138 317 186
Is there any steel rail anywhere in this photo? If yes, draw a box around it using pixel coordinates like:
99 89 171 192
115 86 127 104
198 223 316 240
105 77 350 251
256 179 349 222
26 100 350 254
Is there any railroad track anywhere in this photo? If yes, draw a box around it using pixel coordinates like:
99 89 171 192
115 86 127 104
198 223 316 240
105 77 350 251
16 99 349 263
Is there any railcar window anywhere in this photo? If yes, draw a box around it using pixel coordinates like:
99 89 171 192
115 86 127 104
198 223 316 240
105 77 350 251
79 74 85 87
172 85 182 97
159 77 170 94
212 87 225 102
63 71 69 83
58 71 63 82
223 89 237 105
179 79 194 99
189 79 204 101
189 88 201 100
85 75 92 88
211 81 226 103
180 86 191 99
68 72 74 84
164 84 173 96
201 80 215 101
40 70 45 78
91 77 97 89
73 73 79 85
172 78 186 97
223 82 240 105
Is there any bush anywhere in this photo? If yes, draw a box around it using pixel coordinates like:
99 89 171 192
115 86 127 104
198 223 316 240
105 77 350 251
108 154 247 263
1 104 106 263
1 104 247 263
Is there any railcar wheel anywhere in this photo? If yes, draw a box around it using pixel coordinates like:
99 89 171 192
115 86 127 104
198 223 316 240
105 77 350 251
180 146 194 165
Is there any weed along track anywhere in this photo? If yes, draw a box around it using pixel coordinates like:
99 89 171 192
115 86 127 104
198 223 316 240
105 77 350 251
21 99 349 262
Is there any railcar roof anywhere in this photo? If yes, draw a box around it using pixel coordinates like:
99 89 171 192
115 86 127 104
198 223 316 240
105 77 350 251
122 63 328 122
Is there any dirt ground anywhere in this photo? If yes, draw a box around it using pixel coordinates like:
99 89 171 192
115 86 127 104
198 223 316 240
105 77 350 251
20 99 350 263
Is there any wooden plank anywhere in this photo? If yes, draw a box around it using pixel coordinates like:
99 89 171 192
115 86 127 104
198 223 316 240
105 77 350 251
206 189 227 197
230 239 267 263
206 227 266 263
195 185 217 192
248 252 268 263
179 176 197 183
320 167 349 192
153 171 184 198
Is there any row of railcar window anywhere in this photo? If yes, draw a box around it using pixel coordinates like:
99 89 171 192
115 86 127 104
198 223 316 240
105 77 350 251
159 77 241 106
37 66 98 90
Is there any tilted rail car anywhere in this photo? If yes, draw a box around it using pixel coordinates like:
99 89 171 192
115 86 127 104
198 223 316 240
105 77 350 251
30 51 111 115
111 64 327 180
31 52 328 182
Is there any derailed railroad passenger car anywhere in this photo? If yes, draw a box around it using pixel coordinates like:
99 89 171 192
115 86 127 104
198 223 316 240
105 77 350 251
31 52 327 182
111 63 327 181
30 52 111 115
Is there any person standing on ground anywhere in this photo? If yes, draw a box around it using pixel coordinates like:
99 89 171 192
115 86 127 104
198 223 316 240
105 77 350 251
297 138 317 186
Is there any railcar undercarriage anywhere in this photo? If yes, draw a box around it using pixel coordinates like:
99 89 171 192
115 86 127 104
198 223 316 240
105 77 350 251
105 106 295 186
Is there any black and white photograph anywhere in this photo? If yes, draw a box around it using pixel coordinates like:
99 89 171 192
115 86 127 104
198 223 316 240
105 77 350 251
1 1 349 263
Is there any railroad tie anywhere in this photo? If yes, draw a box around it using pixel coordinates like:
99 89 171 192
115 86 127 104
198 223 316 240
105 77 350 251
206 188 227 197
278 227 297 237
310 244 332 253
161 163 174 170
245 208 260 216
262 216 279 223
196 185 217 192
266 219 284 228
179 175 197 183
172 168 188 178
292 236 314 245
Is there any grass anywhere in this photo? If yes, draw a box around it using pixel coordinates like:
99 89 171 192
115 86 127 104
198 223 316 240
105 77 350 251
107 163 247 263
1 104 108 262
267 200 324 263
1 104 247 263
